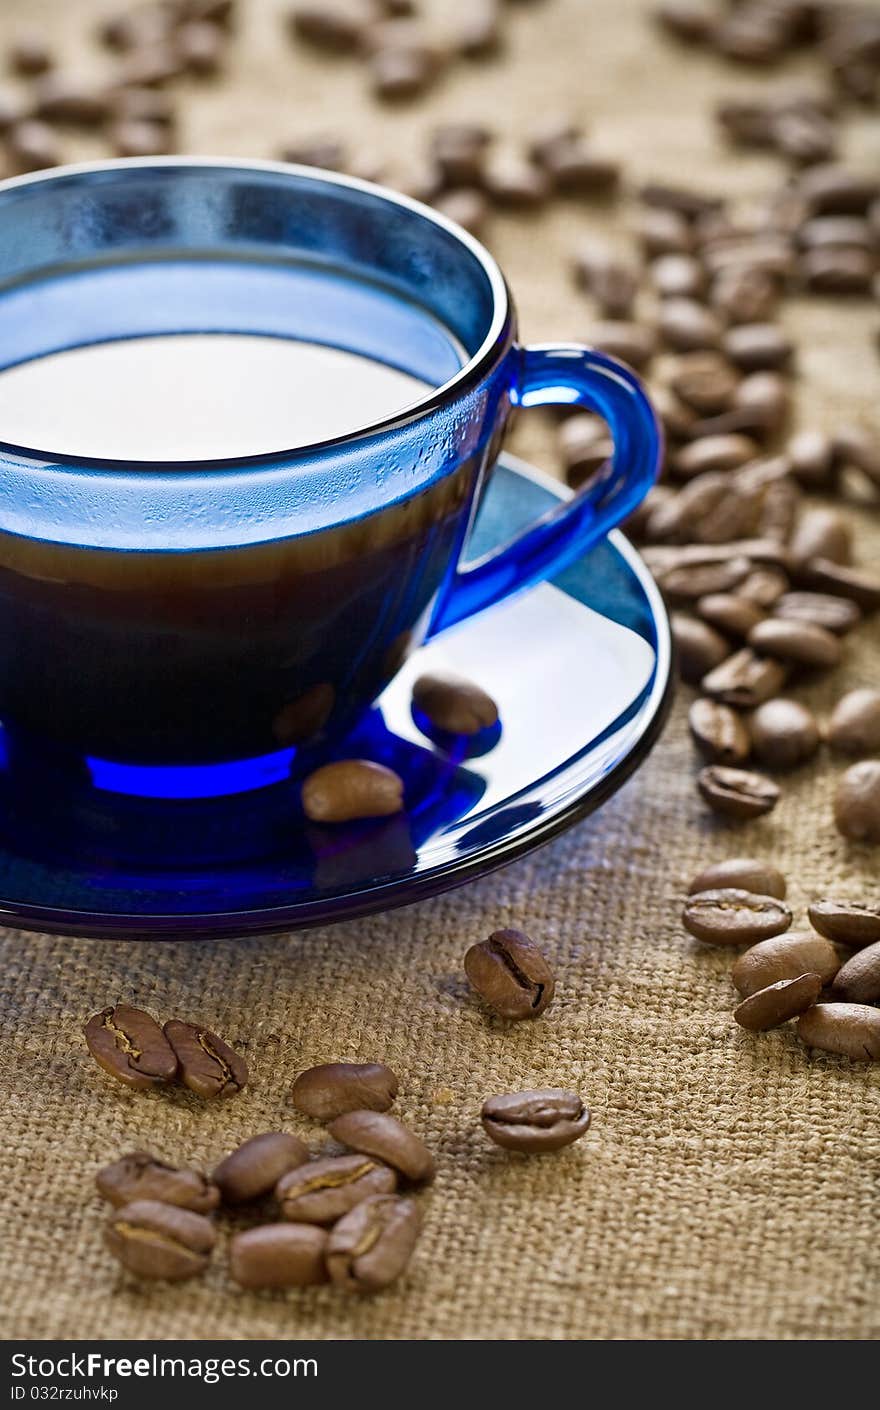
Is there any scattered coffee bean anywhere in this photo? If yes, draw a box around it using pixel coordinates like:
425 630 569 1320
772 592 860 635
432 188 489 237
651 253 706 299
710 265 778 324
732 930 840 997
688 698 751 765
671 614 731 683
301 759 404 824
326 1194 421 1292
682 888 791 944
229 1223 328 1289
747 616 841 668
669 352 738 414
795 559 880 612
734 972 823 1032
8 32 53 76
484 154 550 208
32 73 111 124
213 1133 309 1205
662 556 753 601
96 1152 220 1212
288 1 372 52
277 1154 397 1224
105 1200 216 1281
327 1111 435 1183
458 0 503 59
653 2 715 44
85 1004 178 1091
832 942 880 1004
749 698 820 769
411 671 498 735
291 1062 398 1121
109 118 168 156
110 84 176 128
639 181 723 220
798 164 880 216
833 760 880 843
797 1002 880 1060
731 371 790 436
163 1019 248 1099
688 857 786 899
789 507 852 567
481 1089 591 1153
722 323 793 371
659 297 724 352
738 566 790 607
429 123 491 187
833 424 880 490
696 765 781 819
697 593 764 639
557 412 614 488
826 689 880 756
701 648 787 708
177 20 225 75
672 434 759 478
464 928 556 1020
636 206 694 256
7 118 60 173
808 898 880 949
575 244 640 318
583 320 657 369
787 429 834 487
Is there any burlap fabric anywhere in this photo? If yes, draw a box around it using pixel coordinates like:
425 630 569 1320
1 0 878 1341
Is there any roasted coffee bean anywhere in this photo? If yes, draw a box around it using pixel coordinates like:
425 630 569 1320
715 97 775 147
277 1154 397 1224
827 689 880 755
773 109 837 166
100 6 174 51
429 123 491 187
648 538 789 572
481 1089 591 1153
105 1200 216 1281
327 1111 435 1183
464 928 556 1020
773 592 860 635
649 384 697 441
291 1062 398 1121
326 1194 421 1292
714 9 789 64
636 206 694 256
85 1004 177 1091
721 324 793 372
32 73 111 124
732 371 790 435
659 298 723 352
663 557 753 601
96 1152 220 1212
697 765 781 819
110 85 176 128
213 1133 309 1205
7 119 60 173
710 265 778 325
432 189 489 238
701 234 795 281
666 473 760 545
671 615 731 683
797 1002 880 1060
702 648 787 708
787 429 835 487
163 1019 247 1098
458 0 502 58
484 155 550 208
113 43 186 88
682 888 791 944
544 143 620 194
688 698 751 765
176 20 225 75
651 253 706 300
697 593 765 639
689 857 786 899
229 1224 328 1289
369 45 436 101
653 2 715 43
832 942 880 1003
833 424 880 490
301 759 404 823
798 164 879 215
583 320 656 370
739 566 790 607
795 559 880 612
557 414 613 489
747 616 841 669
802 246 875 293
798 215 874 252
411 671 498 735
749 698 820 769
732 930 840 998
288 1 372 51
734 972 823 1031
575 244 640 318
672 434 759 478
109 118 167 156
8 32 53 76
833 760 880 843
669 352 738 414
639 182 723 221
526 115 581 166
808 898 880 948
628 484 677 542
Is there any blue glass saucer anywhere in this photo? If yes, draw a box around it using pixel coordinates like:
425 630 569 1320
0 455 672 939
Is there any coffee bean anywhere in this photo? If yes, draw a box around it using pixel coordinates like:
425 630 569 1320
326 1194 421 1292
773 591 860 635
772 109 837 166
100 6 174 51
697 593 765 639
750 698 820 769
213 1133 309 1205
738 566 790 607
639 182 724 221
575 244 640 318
327 1111 434 1183
458 0 502 58
8 32 53 76
714 10 789 64
802 246 875 293
689 698 751 765
109 118 168 156
32 73 111 124
672 434 759 478
557 413 613 489
484 155 550 208
366 20 446 100
732 371 790 436
288 1 372 51
797 1002 880 1060
747 616 841 668
671 614 731 683
113 43 186 88
827 689 880 755
669 352 739 414
301 760 404 823
105 1200 216 1280
85 1004 178 1091
176 20 225 75
481 1089 590 1153
688 857 786 899
710 265 778 324
527 115 581 167
653 2 715 43
96 1152 220 1212
651 253 706 300
701 234 795 281
682 888 791 943
702 648 787 708
464 928 556 1020
163 1019 248 1099
110 85 176 128
545 144 621 195
833 760 880 843
432 189 489 238
636 206 694 256
808 898 880 948
732 930 840 997
428 122 491 187
650 384 697 441
277 1154 397 1224
715 97 775 147
663 557 753 601
659 298 724 352
798 164 879 215
665 474 760 545
696 765 781 819
647 538 790 572
734 972 823 1031
7 119 60 173
291 1061 398 1121
411 671 498 735
787 429 835 487
832 942 880 1003
832 424 880 490
583 320 657 370
229 1224 328 1289
721 324 793 372
798 215 875 251
795 559 880 611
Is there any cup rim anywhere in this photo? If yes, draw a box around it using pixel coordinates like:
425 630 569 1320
0 156 513 473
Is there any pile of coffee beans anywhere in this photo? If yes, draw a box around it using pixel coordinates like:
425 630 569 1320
683 856 880 1057
85 1002 248 1097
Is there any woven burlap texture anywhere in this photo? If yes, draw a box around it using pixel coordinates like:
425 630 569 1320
1 0 878 1341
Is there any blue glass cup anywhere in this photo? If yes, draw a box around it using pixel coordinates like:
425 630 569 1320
0 159 661 794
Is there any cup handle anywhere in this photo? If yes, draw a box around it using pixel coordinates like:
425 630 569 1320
428 343 662 635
